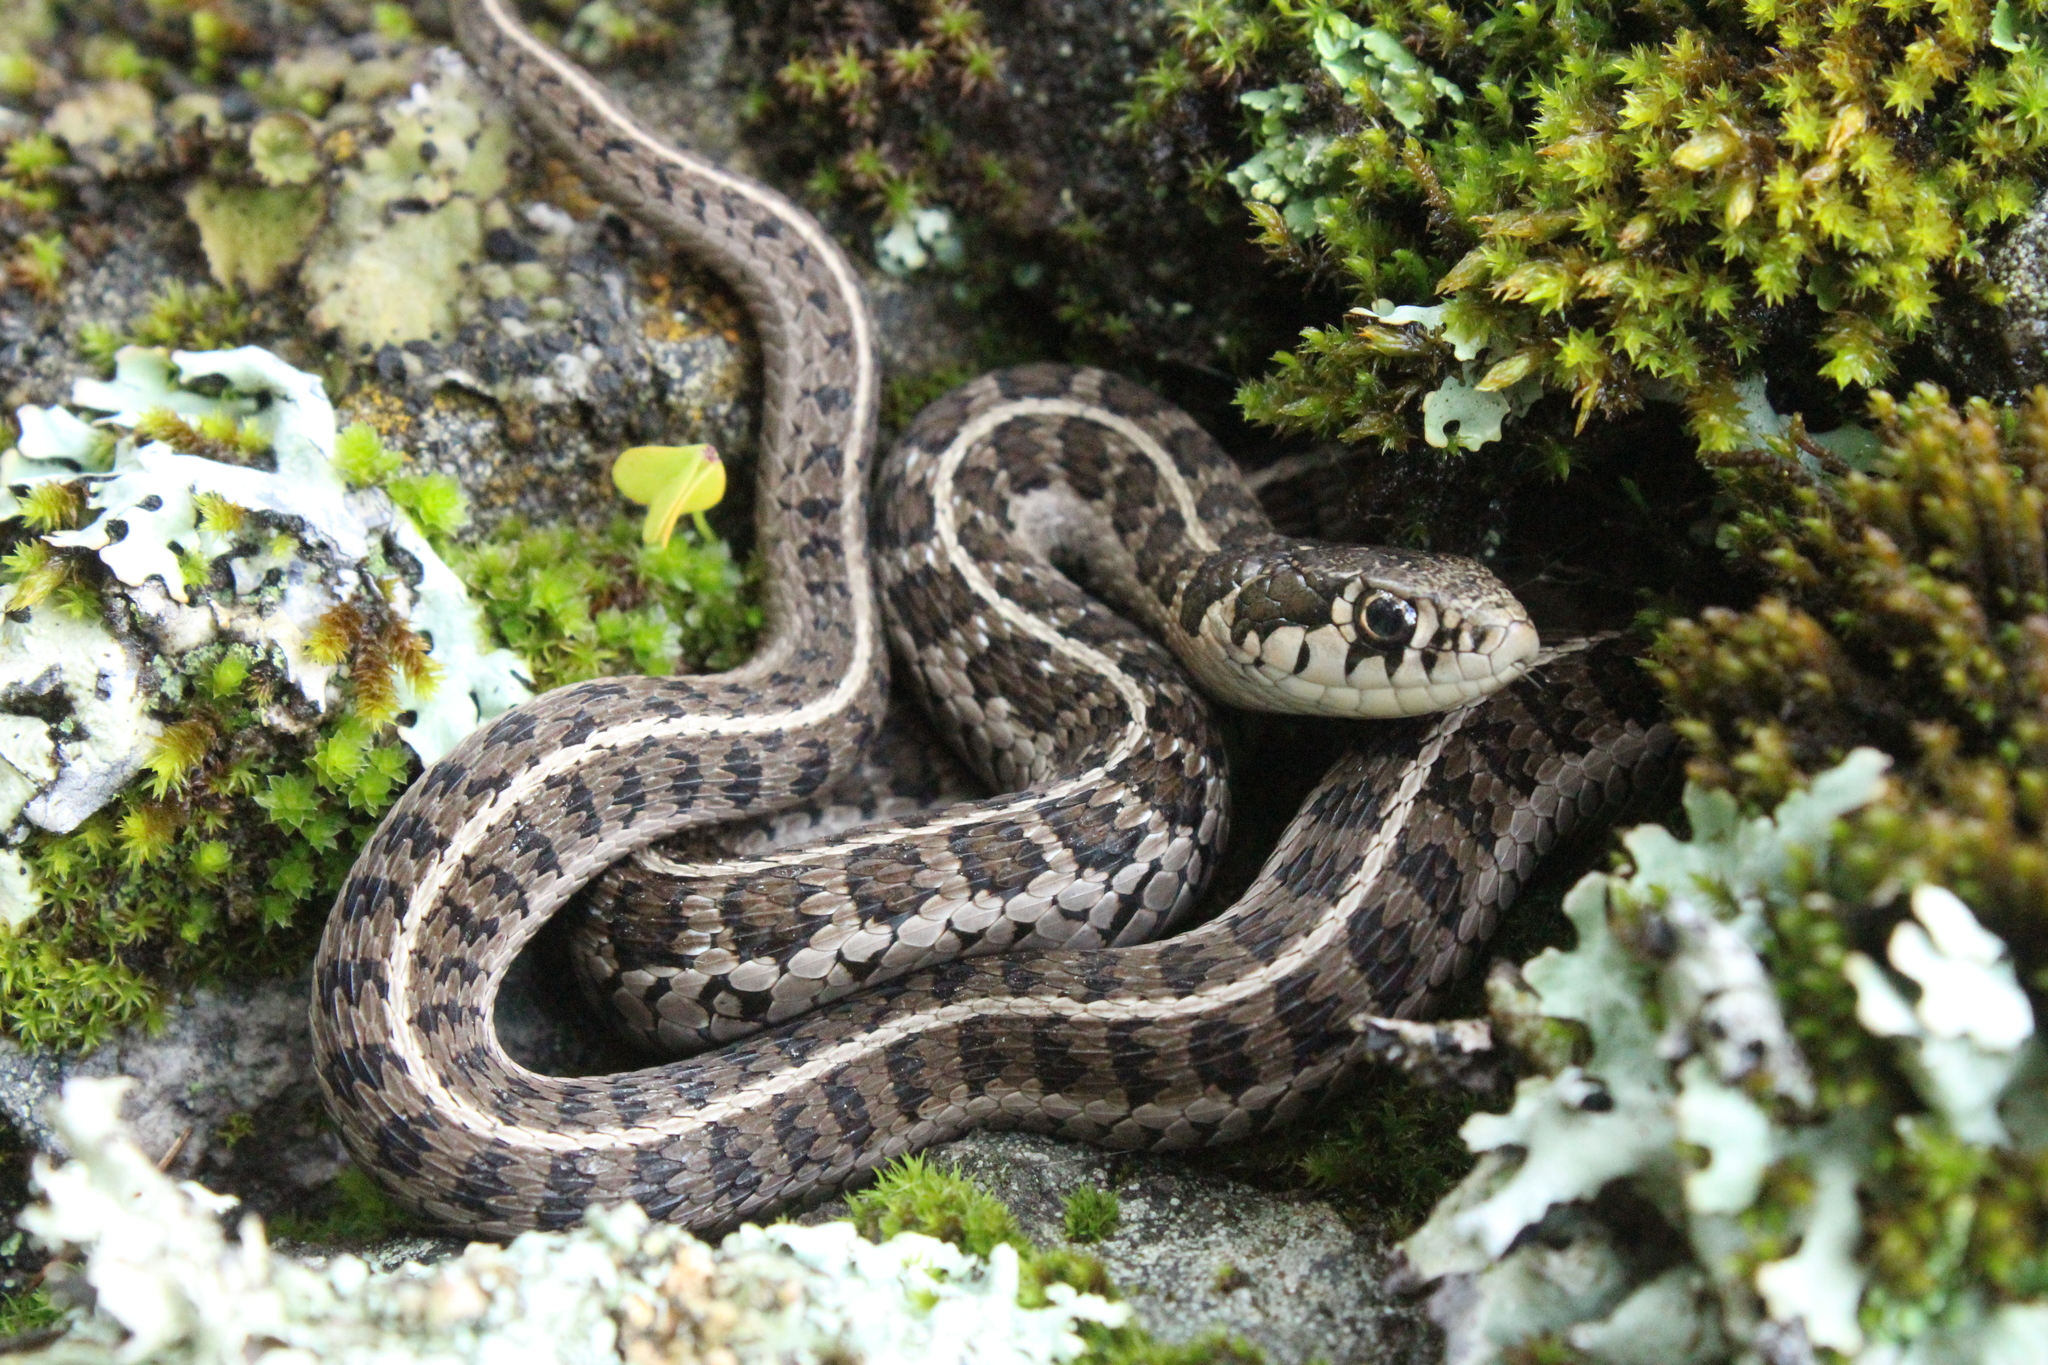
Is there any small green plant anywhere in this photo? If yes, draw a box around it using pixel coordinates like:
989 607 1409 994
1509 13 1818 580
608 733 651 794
385 473 467 543
449 515 761 690
134 408 269 465
0 1285 63 1342
127 282 251 352
212 1110 256 1149
846 1154 1026 1259
332 423 402 488
8 232 65 299
1063 1185 1121 1244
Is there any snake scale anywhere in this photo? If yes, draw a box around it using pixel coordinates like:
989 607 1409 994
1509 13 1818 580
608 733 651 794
310 0 1679 1236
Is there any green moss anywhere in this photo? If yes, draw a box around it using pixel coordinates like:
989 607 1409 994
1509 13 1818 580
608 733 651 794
384 473 467 543
847 1155 1262 1365
0 1286 63 1341
7 232 64 299
268 1165 420 1246
449 515 761 691
0 610 418 1050
746 0 1308 385
1062 1186 1121 1244
883 362 978 436
845 1154 1027 1259
1653 383 2048 970
1131 0 2048 454
124 282 252 353
332 422 402 487
1185 1067 1479 1235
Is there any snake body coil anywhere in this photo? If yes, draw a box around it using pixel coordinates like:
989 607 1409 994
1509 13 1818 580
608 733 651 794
311 0 1674 1236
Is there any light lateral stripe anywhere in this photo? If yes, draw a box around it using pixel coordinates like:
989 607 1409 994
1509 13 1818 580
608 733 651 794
406 694 1475 1156
387 0 881 1146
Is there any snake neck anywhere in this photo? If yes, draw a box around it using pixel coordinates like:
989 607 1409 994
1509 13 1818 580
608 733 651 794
452 0 879 692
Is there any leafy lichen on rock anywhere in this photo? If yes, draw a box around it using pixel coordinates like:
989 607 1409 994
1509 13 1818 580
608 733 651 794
1652 383 2048 974
298 48 518 349
0 344 531 1048
1400 751 2048 1364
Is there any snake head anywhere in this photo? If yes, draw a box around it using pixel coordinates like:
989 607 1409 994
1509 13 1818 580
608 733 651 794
1172 541 1539 718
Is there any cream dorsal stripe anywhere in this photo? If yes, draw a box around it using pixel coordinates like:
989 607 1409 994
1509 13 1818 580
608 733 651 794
310 0 1666 1238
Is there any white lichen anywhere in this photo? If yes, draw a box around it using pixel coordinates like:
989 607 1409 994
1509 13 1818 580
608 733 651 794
1843 884 2037 1145
1399 749 2048 1365
1 346 529 923
875 206 963 276
10 1078 1128 1365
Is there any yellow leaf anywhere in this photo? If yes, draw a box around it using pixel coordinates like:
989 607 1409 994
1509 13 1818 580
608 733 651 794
612 444 726 547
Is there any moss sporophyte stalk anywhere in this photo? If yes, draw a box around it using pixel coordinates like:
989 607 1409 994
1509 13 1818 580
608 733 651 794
0 347 758 1053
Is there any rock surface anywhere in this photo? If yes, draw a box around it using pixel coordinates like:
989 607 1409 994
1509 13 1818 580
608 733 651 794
806 1130 1438 1365
0 975 345 1214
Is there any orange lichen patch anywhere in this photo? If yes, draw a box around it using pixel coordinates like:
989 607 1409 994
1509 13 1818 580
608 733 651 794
536 158 605 220
338 386 415 444
637 262 748 346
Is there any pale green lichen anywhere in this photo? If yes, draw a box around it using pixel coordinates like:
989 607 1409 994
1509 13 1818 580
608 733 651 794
182 184 327 295
298 50 516 347
41 79 152 177
1401 751 2048 1364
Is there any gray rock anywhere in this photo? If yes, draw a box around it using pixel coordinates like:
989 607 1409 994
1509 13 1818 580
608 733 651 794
0 975 345 1215
1952 187 2048 396
807 1130 1439 1365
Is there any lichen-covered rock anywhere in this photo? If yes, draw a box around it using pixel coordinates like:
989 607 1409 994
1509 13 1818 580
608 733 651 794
4 1077 1129 1365
0 7 772 1050
1398 752 2048 1365
817 1129 1437 1365
0 344 528 983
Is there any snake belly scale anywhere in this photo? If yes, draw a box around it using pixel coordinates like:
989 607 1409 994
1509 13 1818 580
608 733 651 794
311 0 1673 1236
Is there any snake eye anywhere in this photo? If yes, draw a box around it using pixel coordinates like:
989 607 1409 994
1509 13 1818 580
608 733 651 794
1360 592 1418 644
